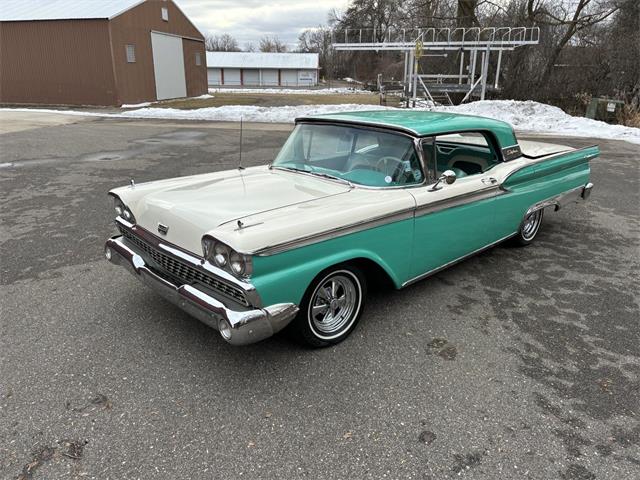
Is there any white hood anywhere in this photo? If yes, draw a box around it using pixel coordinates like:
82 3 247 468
111 166 351 254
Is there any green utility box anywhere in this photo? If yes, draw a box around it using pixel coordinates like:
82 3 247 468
586 97 625 123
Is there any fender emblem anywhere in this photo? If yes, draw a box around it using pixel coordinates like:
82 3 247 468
157 223 169 235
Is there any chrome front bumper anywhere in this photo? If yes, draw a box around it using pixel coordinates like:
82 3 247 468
104 235 298 345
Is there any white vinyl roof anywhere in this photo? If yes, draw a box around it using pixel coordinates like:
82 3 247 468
0 0 144 21
206 52 319 70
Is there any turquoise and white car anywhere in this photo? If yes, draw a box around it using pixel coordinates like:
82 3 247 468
104 111 596 347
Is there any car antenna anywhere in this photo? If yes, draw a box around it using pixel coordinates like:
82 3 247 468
238 117 245 170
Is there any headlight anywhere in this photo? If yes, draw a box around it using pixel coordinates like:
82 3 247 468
229 251 245 275
214 243 229 268
202 236 252 278
112 196 136 223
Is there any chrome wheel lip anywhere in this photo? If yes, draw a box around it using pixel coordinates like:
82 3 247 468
521 209 543 241
307 270 362 341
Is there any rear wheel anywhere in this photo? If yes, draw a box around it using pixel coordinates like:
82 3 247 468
514 208 544 246
291 265 366 348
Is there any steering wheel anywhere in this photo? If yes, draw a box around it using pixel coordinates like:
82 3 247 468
375 156 404 181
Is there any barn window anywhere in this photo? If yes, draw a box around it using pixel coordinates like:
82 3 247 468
125 44 136 63
161 7 169 21
195 52 202 66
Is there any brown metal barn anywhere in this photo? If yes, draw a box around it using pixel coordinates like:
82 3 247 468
0 0 207 106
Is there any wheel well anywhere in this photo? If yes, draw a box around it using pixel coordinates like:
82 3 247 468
344 257 395 291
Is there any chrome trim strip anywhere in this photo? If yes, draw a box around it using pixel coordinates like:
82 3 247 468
255 185 506 256
413 185 502 217
115 217 262 307
401 232 518 287
253 208 415 256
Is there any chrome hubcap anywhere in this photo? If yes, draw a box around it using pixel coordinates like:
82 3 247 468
522 210 543 240
309 274 359 337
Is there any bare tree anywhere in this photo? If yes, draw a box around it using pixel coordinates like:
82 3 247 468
244 42 256 52
456 0 479 27
298 27 334 80
259 36 288 53
205 33 241 52
526 0 620 88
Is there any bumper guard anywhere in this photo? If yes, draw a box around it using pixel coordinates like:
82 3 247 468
104 235 298 345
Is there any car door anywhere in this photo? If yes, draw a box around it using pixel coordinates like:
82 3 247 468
406 135 502 282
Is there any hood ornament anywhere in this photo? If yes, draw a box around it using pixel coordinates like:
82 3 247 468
237 220 244 229
130 178 135 189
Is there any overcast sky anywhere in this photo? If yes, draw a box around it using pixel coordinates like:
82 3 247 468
178 0 350 49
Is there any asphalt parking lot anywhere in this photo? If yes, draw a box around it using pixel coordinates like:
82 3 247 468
1 112 638 479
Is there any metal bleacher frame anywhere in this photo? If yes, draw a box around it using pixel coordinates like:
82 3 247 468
331 27 540 105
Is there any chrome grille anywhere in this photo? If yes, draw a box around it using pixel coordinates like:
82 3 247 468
118 225 249 306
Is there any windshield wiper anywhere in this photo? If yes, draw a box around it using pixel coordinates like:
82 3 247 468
273 165 312 173
306 171 353 187
274 166 353 187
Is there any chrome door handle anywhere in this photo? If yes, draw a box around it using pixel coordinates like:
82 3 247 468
481 177 498 185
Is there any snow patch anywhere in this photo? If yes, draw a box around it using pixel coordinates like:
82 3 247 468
208 87 368 95
121 102 151 109
434 100 640 145
118 104 388 123
2 100 638 145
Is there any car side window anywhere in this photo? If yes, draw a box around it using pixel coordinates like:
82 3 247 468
433 132 499 178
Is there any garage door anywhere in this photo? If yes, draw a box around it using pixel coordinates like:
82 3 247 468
262 69 279 86
281 70 298 87
151 32 187 100
223 68 241 86
208 68 221 86
243 69 260 86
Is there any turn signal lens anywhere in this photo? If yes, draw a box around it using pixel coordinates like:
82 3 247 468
201 237 214 259
218 319 232 341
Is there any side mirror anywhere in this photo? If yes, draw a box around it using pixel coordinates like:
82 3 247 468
442 169 457 185
429 169 457 191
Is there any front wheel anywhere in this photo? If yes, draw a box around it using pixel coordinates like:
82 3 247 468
514 208 544 246
290 265 367 348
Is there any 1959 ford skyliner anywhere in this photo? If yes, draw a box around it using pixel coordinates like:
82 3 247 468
105 111 596 347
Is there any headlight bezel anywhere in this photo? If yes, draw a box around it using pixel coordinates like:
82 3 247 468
111 194 136 224
202 235 252 279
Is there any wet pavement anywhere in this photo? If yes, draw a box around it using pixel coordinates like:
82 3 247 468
1 114 638 479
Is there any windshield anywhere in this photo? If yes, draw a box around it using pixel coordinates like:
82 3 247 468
272 123 424 187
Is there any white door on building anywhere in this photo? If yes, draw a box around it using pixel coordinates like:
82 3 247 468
262 69 279 86
151 32 187 100
281 70 298 86
243 69 260 86
208 68 221 86
224 68 241 86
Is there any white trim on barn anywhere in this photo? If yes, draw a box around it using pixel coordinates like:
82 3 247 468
205 52 319 87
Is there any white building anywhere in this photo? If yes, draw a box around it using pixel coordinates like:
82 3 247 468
206 52 319 87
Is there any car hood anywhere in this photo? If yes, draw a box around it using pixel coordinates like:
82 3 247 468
111 166 351 254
